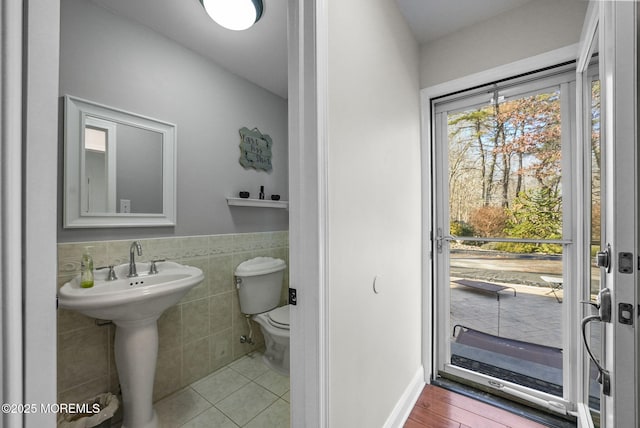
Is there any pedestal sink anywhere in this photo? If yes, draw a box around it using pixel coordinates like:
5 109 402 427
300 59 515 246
58 261 204 428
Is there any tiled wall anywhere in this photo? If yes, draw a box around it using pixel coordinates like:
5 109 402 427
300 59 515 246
56 231 289 404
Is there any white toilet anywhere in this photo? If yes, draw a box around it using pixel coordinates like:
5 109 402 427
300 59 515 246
235 257 290 375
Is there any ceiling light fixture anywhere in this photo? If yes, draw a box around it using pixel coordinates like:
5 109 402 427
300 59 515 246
200 0 264 31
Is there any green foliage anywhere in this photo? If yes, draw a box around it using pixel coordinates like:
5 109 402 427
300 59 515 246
445 89 565 255
450 220 474 237
497 188 562 254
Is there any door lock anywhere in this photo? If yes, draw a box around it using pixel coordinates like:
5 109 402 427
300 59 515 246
595 244 612 273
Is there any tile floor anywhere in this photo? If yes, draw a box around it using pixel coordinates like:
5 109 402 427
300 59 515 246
154 352 290 428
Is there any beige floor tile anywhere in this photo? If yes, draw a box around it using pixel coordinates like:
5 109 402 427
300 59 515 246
229 353 269 380
191 368 250 404
155 388 211 428
245 399 290 428
181 406 237 428
254 369 290 396
215 383 278 426
154 351 291 428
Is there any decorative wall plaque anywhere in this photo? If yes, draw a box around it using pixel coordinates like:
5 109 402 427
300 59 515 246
239 127 272 172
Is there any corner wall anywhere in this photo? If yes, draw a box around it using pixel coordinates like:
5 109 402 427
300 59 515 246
327 0 422 425
420 0 588 88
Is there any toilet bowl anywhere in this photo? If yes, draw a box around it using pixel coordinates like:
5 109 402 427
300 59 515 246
234 257 290 375
253 304 290 375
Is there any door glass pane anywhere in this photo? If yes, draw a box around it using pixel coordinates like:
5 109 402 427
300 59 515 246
448 89 562 240
450 247 564 396
588 75 602 423
447 88 566 397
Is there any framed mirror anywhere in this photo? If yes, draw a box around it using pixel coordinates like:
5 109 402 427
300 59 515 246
64 95 176 228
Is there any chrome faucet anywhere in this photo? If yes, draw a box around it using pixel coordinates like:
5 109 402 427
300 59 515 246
128 241 143 277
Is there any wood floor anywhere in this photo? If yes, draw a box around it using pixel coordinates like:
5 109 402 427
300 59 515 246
405 385 548 428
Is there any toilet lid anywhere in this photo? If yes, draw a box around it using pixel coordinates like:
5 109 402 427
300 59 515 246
267 305 290 329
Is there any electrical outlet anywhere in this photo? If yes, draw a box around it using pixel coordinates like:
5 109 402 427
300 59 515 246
120 199 131 213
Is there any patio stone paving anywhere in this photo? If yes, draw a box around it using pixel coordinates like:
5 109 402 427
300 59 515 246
450 278 601 356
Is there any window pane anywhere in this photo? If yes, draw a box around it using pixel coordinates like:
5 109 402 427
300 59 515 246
448 90 563 241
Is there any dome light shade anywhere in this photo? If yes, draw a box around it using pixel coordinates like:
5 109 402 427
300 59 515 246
200 0 264 31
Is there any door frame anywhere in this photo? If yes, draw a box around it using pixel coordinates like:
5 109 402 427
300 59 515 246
575 3 599 426
2 1 26 425
595 1 638 427
2 0 60 426
421 43 579 384
287 0 330 427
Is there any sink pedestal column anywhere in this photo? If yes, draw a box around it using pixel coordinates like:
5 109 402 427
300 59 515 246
114 317 160 428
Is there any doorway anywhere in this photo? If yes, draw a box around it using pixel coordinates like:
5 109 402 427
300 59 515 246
423 4 640 422
7 0 325 426
431 65 580 414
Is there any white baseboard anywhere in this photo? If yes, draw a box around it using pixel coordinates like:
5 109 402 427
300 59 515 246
382 366 426 428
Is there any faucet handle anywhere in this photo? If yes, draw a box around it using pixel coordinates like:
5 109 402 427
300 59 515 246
149 259 166 275
96 265 118 281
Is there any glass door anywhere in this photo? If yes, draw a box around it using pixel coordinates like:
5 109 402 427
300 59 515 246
576 2 638 427
433 69 577 412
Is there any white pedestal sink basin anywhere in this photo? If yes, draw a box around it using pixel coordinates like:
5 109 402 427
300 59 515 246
58 261 204 428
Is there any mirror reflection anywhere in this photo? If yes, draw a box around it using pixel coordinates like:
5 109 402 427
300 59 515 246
83 117 163 214
64 95 176 228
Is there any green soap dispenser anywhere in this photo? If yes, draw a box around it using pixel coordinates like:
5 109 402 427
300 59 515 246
80 246 94 288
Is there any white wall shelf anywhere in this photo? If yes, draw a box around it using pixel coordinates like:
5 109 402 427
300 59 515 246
226 197 289 209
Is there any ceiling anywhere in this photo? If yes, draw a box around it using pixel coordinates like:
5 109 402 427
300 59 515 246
396 0 532 45
91 0 534 99
91 0 288 97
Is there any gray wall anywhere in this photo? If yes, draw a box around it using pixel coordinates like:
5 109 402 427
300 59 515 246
115 124 163 214
58 0 288 242
420 0 588 88
327 0 422 425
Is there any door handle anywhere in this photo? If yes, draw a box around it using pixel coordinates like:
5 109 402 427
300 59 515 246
435 228 454 253
580 288 611 322
580 288 612 396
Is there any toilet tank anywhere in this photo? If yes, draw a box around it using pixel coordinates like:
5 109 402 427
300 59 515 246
235 257 286 315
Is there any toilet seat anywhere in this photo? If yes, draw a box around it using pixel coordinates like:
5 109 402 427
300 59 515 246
267 305 290 330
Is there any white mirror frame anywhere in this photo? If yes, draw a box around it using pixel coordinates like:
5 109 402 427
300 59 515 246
63 95 177 228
